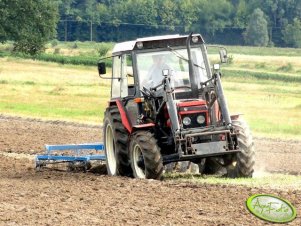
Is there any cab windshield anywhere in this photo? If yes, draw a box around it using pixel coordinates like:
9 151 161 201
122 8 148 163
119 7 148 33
136 48 208 90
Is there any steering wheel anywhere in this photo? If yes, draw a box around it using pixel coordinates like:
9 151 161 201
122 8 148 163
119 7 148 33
140 86 155 98
173 85 191 90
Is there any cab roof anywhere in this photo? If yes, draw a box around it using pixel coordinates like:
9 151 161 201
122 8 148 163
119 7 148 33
112 34 204 55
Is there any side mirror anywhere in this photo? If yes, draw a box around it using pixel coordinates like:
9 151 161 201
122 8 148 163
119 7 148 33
98 62 106 75
219 49 228 63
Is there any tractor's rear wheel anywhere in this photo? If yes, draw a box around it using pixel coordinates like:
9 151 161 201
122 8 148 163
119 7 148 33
228 118 255 178
129 131 163 180
103 106 132 177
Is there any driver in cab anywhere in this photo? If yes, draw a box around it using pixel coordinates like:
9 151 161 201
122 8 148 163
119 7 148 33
145 54 171 89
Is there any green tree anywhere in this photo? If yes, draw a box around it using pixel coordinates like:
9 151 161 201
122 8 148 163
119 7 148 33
244 8 269 46
190 0 233 35
246 0 298 27
122 0 157 26
51 0 301 46
154 0 180 31
177 0 197 32
0 0 59 55
282 18 301 48
232 0 248 28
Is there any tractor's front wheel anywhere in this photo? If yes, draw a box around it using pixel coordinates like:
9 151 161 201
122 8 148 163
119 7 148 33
228 118 255 178
199 158 227 176
103 106 132 177
129 131 163 180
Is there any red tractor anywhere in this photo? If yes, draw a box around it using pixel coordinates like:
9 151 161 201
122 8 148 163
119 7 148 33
98 33 255 180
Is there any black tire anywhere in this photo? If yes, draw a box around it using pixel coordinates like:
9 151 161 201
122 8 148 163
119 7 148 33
228 118 255 178
129 131 163 180
164 162 176 173
200 158 227 176
103 106 132 176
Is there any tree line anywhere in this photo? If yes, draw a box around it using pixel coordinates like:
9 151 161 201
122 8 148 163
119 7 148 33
1 0 301 55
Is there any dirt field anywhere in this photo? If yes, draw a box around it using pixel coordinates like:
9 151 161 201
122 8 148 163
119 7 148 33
0 115 300 225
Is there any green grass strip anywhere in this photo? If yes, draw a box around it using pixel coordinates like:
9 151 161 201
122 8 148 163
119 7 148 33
0 50 112 67
223 68 301 83
208 45 301 56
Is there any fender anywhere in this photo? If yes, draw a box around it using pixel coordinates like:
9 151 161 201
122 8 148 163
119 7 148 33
109 99 133 133
109 100 156 134
132 123 155 132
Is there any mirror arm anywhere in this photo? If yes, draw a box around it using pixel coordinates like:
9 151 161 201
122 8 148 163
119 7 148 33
98 55 112 61
206 45 227 51
200 77 215 87
206 45 228 63
98 74 121 80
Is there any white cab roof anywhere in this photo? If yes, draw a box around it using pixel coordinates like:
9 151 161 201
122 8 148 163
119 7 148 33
112 34 193 54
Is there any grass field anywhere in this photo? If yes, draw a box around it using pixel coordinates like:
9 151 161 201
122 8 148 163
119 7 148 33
221 67 301 138
208 45 301 56
0 58 108 124
165 173 301 189
0 42 301 139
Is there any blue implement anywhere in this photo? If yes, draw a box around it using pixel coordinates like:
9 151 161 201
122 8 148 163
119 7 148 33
36 143 105 171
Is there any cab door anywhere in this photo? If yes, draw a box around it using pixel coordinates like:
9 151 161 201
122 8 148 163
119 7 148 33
111 54 134 98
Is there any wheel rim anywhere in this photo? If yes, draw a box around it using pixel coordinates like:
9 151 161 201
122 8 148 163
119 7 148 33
132 144 146 179
105 124 117 175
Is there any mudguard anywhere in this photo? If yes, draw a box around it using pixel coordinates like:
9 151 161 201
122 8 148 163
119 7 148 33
109 99 155 134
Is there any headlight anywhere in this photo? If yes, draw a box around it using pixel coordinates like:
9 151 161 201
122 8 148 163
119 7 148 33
182 117 191 126
192 36 199 43
136 42 143 49
197 115 206 124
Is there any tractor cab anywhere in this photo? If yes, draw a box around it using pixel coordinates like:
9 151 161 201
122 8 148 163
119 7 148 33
99 34 255 180
99 34 211 97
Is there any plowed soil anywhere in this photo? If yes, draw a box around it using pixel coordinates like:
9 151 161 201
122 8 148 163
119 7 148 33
0 115 300 225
